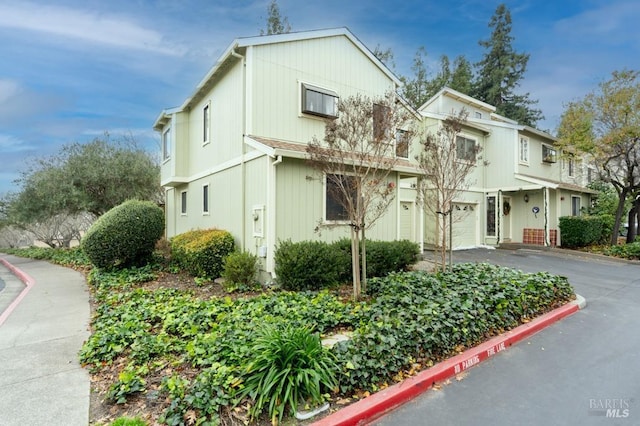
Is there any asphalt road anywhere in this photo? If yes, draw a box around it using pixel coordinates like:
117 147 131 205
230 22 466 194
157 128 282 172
373 248 640 426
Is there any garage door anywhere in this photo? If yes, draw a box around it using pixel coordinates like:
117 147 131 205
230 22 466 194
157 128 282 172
451 203 477 249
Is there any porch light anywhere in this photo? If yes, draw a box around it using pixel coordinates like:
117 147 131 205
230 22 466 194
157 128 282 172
524 194 529 203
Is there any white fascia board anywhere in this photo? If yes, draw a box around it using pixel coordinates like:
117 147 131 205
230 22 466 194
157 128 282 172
514 174 559 189
244 136 276 157
419 111 492 134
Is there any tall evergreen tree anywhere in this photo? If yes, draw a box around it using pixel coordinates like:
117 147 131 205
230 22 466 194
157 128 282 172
260 0 291 35
449 56 473 95
473 4 542 127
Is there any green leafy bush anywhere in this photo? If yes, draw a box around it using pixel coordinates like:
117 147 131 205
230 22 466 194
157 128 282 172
0 246 91 268
109 417 148 426
559 215 605 248
82 200 164 269
240 324 338 424
334 239 420 278
274 240 346 290
170 228 235 279
605 241 640 259
222 250 260 292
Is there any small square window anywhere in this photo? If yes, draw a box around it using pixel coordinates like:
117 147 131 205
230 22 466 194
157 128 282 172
302 84 338 118
456 136 476 162
542 145 557 163
475 111 482 119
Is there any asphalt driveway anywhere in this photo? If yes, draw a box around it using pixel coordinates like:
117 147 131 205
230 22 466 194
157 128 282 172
373 248 640 426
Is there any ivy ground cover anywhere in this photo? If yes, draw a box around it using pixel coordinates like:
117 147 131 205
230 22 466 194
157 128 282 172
75 261 574 425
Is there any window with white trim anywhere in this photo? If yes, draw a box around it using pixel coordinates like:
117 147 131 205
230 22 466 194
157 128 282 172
202 184 209 214
181 191 187 215
456 135 476 162
542 144 557 163
519 136 529 164
325 174 356 222
162 128 171 161
571 196 581 216
486 195 496 236
203 103 210 144
396 129 409 158
568 158 575 177
302 83 338 118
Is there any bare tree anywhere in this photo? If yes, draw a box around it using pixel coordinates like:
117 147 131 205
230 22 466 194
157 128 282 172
25 212 95 248
307 92 410 299
416 109 483 270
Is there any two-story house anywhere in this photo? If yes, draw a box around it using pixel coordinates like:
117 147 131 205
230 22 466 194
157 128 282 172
416 87 597 249
153 28 421 279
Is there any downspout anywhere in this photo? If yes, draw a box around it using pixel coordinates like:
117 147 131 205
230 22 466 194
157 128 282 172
267 155 283 277
232 48 247 251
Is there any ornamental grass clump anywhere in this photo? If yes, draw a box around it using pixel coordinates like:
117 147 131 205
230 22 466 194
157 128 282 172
240 324 338 424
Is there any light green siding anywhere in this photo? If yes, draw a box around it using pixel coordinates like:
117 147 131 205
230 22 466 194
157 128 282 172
275 158 400 243
249 36 395 143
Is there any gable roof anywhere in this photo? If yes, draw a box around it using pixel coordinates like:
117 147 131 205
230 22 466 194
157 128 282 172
154 28 401 130
418 87 496 114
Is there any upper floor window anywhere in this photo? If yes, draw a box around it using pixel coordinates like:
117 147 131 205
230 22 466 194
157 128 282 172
162 128 171 161
203 184 209 214
456 135 476 162
519 136 529 164
587 167 595 183
373 103 392 142
203 103 210 144
302 84 338 118
568 158 575 177
542 144 557 163
396 129 409 158
181 191 187 215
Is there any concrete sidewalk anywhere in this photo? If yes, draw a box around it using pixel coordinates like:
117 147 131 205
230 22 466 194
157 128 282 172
0 254 91 426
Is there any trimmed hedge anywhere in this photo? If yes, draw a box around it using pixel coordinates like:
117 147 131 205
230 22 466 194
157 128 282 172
82 200 164 269
170 229 235 279
559 215 605 248
274 239 420 291
274 240 345 291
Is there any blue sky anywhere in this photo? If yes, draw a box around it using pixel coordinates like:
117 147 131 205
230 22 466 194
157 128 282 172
1 0 639 196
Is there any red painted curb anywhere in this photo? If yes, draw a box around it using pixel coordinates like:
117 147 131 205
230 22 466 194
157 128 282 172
0 257 36 327
312 300 581 426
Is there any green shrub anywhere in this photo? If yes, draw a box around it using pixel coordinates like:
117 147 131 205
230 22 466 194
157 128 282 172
274 240 346 290
333 238 420 280
222 251 260 292
82 200 164 269
605 241 640 259
170 229 235 279
559 215 605 248
110 417 148 426
240 324 338 424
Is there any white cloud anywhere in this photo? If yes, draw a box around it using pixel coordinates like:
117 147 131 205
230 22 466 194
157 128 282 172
0 79 65 126
0 1 186 56
555 1 640 45
0 134 32 153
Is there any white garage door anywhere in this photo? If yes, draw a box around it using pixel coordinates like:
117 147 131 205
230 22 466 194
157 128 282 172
451 203 478 249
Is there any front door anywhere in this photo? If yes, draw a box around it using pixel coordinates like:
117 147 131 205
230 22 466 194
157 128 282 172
503 196 512 241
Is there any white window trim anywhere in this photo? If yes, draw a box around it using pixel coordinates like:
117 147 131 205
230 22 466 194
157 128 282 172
299 81 339 120
456 133 477 163
486 195 497 237
542 144 557 163
180 190 188 216
323 173 354 224
202 183 210 215
203 101 211 146
519 136 529 165
162 127 171 163
571 195 581 216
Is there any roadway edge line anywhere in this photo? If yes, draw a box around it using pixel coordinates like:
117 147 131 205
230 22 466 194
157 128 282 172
0 257 37 327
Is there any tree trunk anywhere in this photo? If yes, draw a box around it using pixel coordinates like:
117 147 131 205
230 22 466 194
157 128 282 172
440 214 447 271
627 206 637 243
351 227 361 300
361 227 367 294
611 189 628 245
